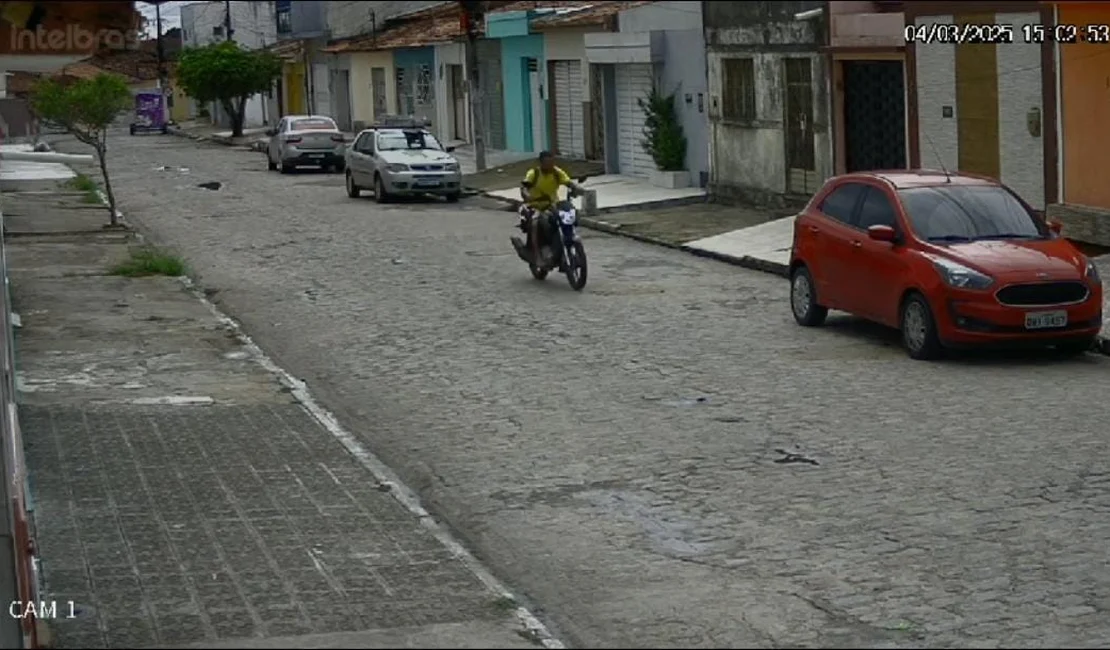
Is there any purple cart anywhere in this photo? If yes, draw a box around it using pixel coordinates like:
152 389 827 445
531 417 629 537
130 91 167 135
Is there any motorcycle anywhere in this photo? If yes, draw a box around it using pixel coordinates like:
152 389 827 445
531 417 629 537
510 176 589 291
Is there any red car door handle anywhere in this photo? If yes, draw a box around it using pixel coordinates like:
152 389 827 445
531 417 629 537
851 240 862 248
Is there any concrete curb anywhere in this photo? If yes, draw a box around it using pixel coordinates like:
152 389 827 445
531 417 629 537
475 190 791 279
471 188 707 217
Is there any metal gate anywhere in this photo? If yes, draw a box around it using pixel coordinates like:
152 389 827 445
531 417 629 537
371 67 387 121
413 62 435 128
615 63 655 177
476 39 506 150
552 60 585 158
843 60 905 172
783 58 816 195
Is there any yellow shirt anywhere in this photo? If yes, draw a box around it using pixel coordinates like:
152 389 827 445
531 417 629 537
522 166 571 209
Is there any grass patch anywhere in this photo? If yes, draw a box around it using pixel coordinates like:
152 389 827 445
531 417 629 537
65 173 102 204
110 248 187 278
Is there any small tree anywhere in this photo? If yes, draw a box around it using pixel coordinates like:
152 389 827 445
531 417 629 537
176 41 282 137
638 88 687 173
30 74 132 227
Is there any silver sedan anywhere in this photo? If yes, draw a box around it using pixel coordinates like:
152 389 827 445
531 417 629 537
266 115 348 174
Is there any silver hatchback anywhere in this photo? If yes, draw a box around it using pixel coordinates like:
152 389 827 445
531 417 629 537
344 127 462 202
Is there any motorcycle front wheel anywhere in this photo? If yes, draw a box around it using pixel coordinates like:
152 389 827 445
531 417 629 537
564 242 587 291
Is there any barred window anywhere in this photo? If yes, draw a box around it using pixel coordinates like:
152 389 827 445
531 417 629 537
721 58 756 122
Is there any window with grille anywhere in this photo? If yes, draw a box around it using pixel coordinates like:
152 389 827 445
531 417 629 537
721 58 756 122
416 64 432 104
396 68 413 115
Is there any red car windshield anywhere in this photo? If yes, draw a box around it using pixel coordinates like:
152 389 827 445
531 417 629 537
292 118 336 131
897 185 1047 242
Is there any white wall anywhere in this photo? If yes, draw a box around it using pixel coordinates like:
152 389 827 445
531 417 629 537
325 1 446 41
180 1 276 49
180 1 277 128
914 12 1045 208
913 14 958 173
997 12 1045 209
619 0 703 32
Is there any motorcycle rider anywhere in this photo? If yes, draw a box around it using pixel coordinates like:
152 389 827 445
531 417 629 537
519 151 584 268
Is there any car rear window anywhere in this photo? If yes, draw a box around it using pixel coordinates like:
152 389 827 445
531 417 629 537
292 118 336 131
897 185 1046 241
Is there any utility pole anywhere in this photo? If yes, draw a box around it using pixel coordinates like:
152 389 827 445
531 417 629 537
224 0 234 42
155 1 168 125
460 0 487 172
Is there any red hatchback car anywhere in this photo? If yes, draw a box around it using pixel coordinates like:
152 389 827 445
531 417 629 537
789 170 1103 360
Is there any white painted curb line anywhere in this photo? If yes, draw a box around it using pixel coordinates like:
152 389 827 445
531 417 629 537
176 275 566 649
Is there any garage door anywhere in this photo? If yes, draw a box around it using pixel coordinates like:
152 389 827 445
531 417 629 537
552 60 586 158
615 63 655 177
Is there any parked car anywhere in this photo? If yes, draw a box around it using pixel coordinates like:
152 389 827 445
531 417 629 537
344 125 461 203
789 170 1103 360
266 115 347 174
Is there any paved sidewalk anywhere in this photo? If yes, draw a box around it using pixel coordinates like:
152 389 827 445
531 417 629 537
7 191 543 648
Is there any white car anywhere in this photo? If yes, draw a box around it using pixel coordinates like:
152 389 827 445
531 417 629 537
344 126 462 202
266 115 347 174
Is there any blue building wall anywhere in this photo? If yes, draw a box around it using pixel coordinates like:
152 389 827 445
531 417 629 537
393 47 435 74
500 35 546 152
486 11 548 152
393 46 436 117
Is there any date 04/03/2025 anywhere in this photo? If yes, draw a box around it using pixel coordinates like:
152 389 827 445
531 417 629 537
904 23 1110 44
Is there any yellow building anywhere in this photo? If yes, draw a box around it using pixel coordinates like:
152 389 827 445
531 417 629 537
271 40 309 115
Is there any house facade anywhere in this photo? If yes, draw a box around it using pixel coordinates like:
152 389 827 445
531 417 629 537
1047 1 1110 246
905 1 1053 211
705 1 832 205
273 0 327 118
485 8 549 153
826 1 907 175
585 1 709 183
180 0 276 127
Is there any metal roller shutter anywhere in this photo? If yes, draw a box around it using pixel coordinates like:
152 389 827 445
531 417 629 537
615 63 655 177
552 60 586 158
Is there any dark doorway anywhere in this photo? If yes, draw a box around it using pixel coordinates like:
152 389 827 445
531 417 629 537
843 60 906 172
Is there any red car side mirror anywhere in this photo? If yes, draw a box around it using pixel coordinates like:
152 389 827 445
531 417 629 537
868 225 897 242
1048 219 1063 234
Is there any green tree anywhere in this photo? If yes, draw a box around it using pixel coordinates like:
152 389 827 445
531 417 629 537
175 41 282 137
30 73 132 227
638 88 687 172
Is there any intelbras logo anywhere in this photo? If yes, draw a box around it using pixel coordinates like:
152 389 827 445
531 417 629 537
3 1 140 51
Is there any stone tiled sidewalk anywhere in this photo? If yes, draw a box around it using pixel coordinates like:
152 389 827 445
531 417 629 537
7 191 539 648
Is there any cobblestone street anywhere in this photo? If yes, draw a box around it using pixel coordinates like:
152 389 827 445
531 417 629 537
48 130 1110 648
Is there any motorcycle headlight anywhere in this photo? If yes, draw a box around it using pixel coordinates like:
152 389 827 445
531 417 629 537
559 210 576 225
933 258 994 290
385 163 409 172
1086 260 1102 285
